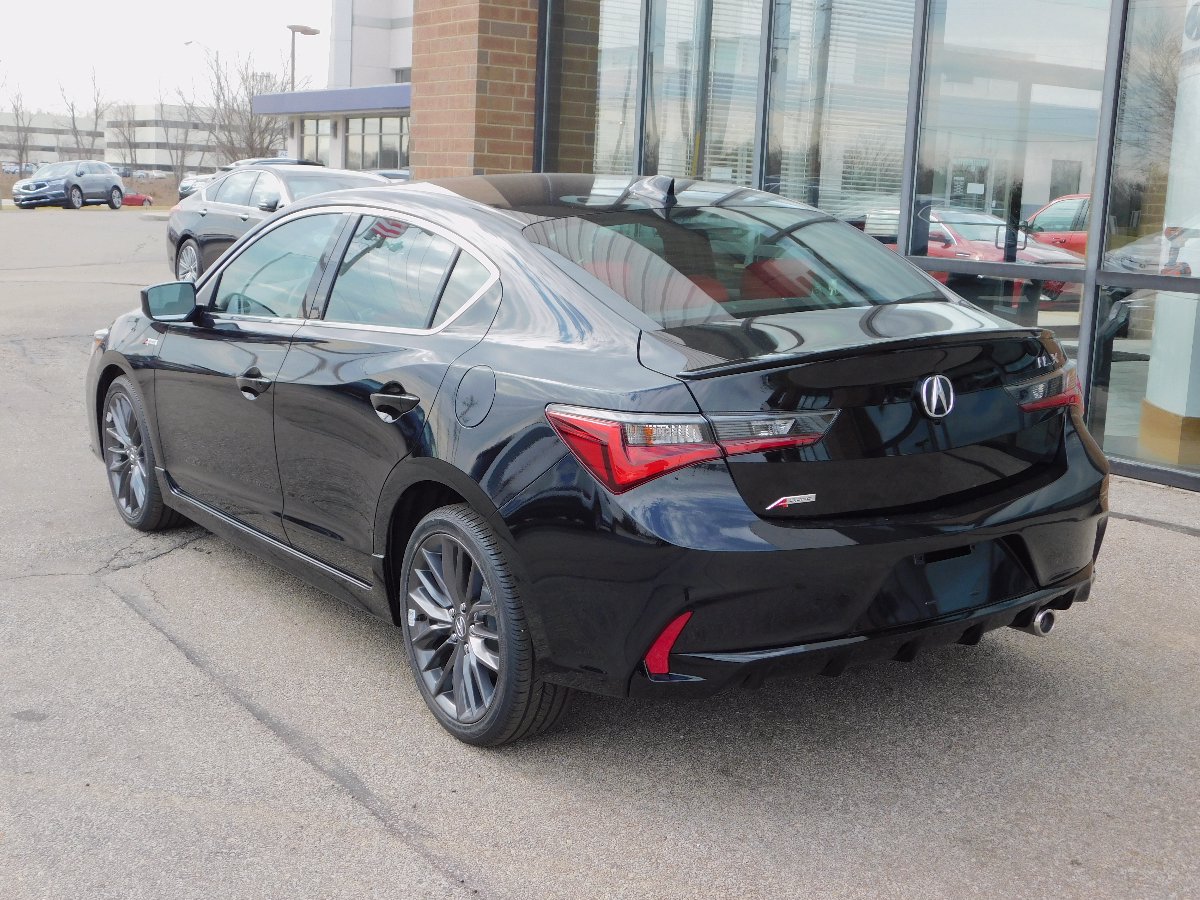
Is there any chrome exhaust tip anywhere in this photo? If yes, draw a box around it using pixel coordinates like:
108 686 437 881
1011 608 1056 637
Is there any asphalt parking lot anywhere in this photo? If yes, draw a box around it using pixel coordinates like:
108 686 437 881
1 208 1198 899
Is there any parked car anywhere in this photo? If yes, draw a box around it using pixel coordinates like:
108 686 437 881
2 162 20 175
11 160 125 210
122 188 154 207
1026 194 1089 254
89 174 1108 745
167 166 388 280
227 157 324 168
177 172 216 200
368 168 411 181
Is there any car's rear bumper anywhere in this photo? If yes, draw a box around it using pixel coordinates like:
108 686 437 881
628 569 1093 698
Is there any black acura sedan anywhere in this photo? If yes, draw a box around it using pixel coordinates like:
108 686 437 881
87 174 1108 745
167 165 387 281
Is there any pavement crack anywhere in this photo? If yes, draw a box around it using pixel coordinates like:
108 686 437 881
91 531 206 575
1109 511 1200 539
98 579 487 898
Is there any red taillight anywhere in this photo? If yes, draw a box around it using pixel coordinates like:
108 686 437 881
644 611 693 676
1008 365 1083 414
545 405 838 494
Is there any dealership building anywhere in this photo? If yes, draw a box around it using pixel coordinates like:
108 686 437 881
257 0 1200 489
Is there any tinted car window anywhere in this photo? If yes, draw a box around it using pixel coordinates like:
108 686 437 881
249 171 282 209
524 207 943 329
431 251 492 326
213 171 259 206
323 216 457 328
282 172 385 200
212 214 343 319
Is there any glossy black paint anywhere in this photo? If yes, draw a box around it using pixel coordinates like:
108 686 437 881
89 174 1108 703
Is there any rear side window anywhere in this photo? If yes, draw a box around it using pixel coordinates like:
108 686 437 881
323 216 458 329
524 206 944 329
213 171 258 206
431 251 491 326
212 213 343 318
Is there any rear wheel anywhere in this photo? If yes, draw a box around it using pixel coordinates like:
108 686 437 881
102 377 185 531
65 185 84 210
108 187 123 209
399 504 570 746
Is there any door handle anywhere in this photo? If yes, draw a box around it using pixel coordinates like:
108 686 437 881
370 383 420 423
239 213 249 221
198 207 208 216
1052 238 1067 244
236 367 273 399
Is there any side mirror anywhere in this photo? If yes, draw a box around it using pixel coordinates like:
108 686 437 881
141 281 199 322
257 194 280 212
938 233 953 247
77 168 86 178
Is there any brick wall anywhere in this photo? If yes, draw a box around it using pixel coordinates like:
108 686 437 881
410 0 540 177
546 0 600 173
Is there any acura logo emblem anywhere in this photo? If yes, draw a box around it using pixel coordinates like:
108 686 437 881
918 374 955 418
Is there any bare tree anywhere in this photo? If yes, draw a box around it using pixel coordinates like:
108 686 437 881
195 51 290 162
8 86 34 170
156 89 200 183
110 103 139 168
58 70 110 156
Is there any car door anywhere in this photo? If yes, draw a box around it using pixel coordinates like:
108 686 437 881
196 170 261 270
1029 197 1086 253
273 212 500 582
153 210 349 541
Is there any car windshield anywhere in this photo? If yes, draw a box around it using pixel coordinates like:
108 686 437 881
935 211 1006 243
282 173 383 200
33 162 74 179
524 206 945 332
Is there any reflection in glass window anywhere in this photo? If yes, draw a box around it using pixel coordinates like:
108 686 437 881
1106 0 1200 278
929 271 1082 346
1090 286 1200 471
644 0 704 177
213 214 343 318
914 0 1111 263
766 0 915 219
324 217 457 329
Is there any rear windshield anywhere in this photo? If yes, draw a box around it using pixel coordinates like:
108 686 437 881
524 206 944 331
282 172 382 200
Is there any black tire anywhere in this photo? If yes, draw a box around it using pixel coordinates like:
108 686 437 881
101 377 186 532
108 187 123 209
65 185 84 210
175 238 202 282
399 504 570 746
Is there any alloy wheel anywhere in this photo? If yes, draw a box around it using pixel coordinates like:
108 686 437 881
69 187 83 209
176 243 199 282
104 392 149 519
406 533 502 724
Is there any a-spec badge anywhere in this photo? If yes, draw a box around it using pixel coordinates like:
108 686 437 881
766 493 817 510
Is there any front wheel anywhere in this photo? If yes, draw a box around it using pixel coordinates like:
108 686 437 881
400 504 570 746
108 188 123 209
65 186 84 210
102 377 185 531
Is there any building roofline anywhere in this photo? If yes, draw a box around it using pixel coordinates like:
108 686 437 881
252 83 411 116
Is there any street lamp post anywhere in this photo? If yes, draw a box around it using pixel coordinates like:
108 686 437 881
288 24 321 91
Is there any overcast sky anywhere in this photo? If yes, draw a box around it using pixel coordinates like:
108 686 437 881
1 0 332 112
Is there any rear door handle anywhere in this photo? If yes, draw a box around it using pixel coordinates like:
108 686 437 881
371 383 420 423
199 207 208 216
239 212 249 221
236 367 273 399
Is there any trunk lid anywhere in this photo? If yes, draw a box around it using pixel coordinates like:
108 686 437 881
639 302 1067 519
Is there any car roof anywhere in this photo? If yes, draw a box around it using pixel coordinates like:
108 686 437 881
292 173 822 227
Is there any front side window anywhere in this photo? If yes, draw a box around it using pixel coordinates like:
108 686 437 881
212 214 344 319
323 216 459 328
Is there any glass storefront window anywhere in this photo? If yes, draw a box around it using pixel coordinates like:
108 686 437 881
1105 0 1200 278
541 0 641 174
912 0 1111 266
765 0 916 220
1090 286 1200 470
643 0 764 185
